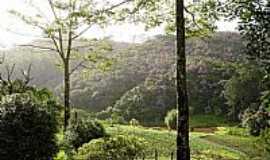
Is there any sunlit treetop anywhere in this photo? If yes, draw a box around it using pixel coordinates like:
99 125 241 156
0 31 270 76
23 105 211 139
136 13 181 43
116 0 222 38
9 0 221 41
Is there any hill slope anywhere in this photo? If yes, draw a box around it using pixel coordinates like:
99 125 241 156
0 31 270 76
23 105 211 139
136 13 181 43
0 32 245 115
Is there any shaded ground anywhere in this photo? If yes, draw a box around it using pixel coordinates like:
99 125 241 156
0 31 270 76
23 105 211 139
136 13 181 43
191 127 218 133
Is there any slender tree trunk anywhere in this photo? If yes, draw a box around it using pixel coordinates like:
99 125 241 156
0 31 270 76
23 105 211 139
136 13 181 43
64 60 71 131
176 0 190 160
64 22 73 130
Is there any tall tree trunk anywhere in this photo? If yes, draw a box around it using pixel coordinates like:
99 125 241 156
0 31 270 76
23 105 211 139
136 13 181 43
64 60 70 131
176 0 190 160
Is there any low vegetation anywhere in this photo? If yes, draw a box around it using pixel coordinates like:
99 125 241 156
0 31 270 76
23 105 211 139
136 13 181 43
0 94 59 160
106 124 265 160
65 119 107 150
74 135 146 160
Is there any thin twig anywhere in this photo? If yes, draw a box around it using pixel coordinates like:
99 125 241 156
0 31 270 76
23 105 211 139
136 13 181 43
19 44 58 51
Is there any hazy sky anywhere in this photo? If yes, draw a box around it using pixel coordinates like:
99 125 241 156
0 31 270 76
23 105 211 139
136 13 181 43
0 0 238 49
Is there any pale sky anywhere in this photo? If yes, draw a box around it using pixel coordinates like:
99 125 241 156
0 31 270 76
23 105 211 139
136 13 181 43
0 0 238 49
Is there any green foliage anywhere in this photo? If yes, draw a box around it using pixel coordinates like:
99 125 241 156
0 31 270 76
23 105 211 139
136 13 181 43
187 57 236 115
257 129 270 158
1 33 246 117
113 69 176 126
0 66 63 125
224 0 270 68
201 134 260 159
65 119 106 149
96 107 126 126
29 88 63 126
129 118 140 127
165 109 177 130
224 0 270 133
54 150 69 160
129 0 220 37
110 112 126 125
261 91 270 110
189 115 231 128
74 135 147 160
106 125 262 159
242 107 270 136
96 106 114 120
0 94 58 160
223 62 264 121
0 79 31 97
10 0 139 129
224 127 249 137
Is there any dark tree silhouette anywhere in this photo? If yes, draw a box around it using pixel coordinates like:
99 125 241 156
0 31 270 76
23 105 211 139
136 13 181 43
176 0 190 159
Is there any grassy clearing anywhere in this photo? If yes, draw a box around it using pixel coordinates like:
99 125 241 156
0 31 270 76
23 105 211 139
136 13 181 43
189 115 235 128
57 111 262 160
201 134 261 159
106 124 263 160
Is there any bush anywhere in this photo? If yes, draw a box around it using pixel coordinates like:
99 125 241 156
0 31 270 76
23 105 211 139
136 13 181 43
96 106 114 120
65 119 106 149
242 107 270 136
54 150 68 160
165 109 177 130
129 118 140 127
0 94 58 160
225 127 249 137
74 135 147 160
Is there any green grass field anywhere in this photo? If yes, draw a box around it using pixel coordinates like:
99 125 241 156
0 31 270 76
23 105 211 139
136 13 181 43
105 125 263 160
55 112 266 160
189 115 236 128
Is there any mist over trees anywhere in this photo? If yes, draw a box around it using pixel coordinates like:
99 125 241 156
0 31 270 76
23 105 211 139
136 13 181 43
1 32 261 124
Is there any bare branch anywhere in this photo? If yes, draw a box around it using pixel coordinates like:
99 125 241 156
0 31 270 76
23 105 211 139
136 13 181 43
184 6 202 30
70 60 96 75
72 0 135 40
70 60 86 75
48 0 60 21
21 63 34 86
19 44 58 51
72 25 92 40
28 1 51 24
5 64 16 84
66 0 75 60
0 54 5 64
50 36 65 60
47 0 66 59
103 0 133 12
56 14 64 58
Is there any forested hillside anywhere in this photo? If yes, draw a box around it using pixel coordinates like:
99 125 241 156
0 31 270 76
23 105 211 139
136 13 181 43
1 32 261 126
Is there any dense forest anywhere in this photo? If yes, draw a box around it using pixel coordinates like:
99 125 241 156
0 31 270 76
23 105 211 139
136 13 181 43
0 0 269 160
0 32 261 124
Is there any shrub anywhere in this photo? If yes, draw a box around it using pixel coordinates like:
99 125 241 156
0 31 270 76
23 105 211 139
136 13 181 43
54 150 68 160
96 107 126 126
96 106 114 120
113 83 176 126
0 94 58 160
74 135 147 160
129 118 140 127
65 119 106 149
225 127 249 137
165 109 177 130
111 112 126 125
242 107 270 136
